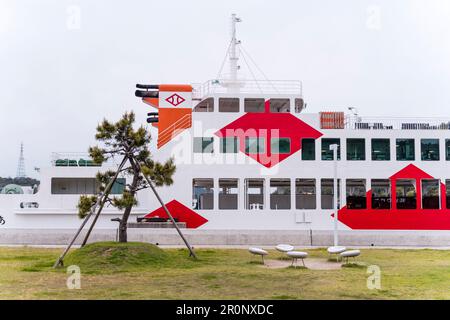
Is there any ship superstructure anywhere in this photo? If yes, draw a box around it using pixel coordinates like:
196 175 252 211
2 15 450 234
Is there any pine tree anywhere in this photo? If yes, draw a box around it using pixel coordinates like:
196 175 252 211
77 111 176 242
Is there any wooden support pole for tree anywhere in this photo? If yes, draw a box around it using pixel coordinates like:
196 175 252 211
53 156 128 268
132 157 197 259
81 156 128 247
80 194 109 247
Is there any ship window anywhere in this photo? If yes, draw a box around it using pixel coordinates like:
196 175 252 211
51 178 125 195
396 139 415 161
422 179 440 209
219 178 238 210
110 178 126 195
446 180 450 209
347 139 365 161
192 178 214 210
271 138 290 154
346 179 367 209
301 138 315 160
396 179 416 209
270 179 291 210
245 137 265 154
321 179 341 209
421 139 439 161
193 137 214 153
446 140 450 161
372 139 390 161
371 179 391 209
270 99 290 113
220 137 238 153
296 179 316 209
245 178 264 210
193 97 213 112
321 138 341 160
295 98 305 113
219 98 239 112
244 98 265 113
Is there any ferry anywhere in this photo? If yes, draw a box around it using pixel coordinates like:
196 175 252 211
2 15 450 241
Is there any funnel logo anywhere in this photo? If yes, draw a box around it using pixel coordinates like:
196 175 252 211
165 93 185 107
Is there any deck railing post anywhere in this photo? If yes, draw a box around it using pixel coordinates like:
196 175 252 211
330 144 339 247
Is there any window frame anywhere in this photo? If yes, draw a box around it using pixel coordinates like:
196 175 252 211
193 137 214 153
396 139 415 161
346 138 366 161
345 179 367 209
421 139 440 161
371 138 390 161
193 97 214 112
192 178 214 210
244 98 265 113
396 179 417 209
321 138 341 161
220 137 239 153
269 98 290 113
295 178 316 209
270 178 291 210
270 137 291 154
244 178 265 210
218 178 239 210
218 97 240 113
301 138 315 160
245 137 266 154
421 179 440 209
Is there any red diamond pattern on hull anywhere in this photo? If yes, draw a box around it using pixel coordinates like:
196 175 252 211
337 164 450 230
144 199 208 229
215 100 323 167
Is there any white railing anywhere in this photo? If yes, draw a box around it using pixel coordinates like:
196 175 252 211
345 116 450 130
192 79 302 99
51 152 90 164
51 152 116 166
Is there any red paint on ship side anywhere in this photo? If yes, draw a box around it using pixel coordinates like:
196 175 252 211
215 100 323 167
338 164 450 230
144 199 208 229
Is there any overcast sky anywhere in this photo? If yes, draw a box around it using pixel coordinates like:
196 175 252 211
1 0 450 178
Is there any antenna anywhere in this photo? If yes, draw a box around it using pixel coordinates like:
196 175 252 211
229 13 242 82
16 142 26 178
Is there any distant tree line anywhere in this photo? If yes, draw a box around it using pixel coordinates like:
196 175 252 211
0 177 40 190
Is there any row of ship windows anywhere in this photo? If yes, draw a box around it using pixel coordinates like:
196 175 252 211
194 137 450 161
193 98 304 113
50 178 125 195
193 178 449 210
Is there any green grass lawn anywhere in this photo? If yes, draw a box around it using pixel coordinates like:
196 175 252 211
1 243 450 299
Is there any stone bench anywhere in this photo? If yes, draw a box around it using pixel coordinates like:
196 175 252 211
287 251 308 267
340 250 361 263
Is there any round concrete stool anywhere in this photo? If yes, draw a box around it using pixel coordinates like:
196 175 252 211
249 247 269 264
327 246 347 262
287 251 308 267
275 244 294 253
340 249 361 263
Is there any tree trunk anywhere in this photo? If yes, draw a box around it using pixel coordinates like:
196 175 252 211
118 167 139 243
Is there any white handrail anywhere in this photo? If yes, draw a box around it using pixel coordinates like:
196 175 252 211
345 116 450 130
192 79 302 99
